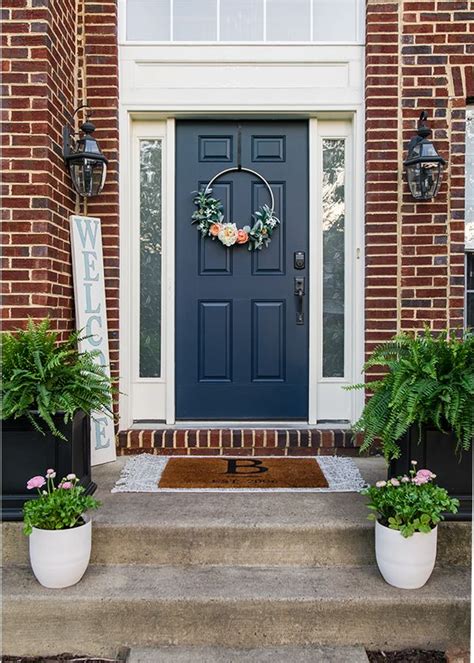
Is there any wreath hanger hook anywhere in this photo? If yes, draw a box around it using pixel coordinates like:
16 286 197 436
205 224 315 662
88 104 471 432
203 125 274 212
237 124 242 171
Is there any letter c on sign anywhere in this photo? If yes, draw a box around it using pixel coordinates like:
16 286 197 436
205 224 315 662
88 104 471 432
86 315 103 347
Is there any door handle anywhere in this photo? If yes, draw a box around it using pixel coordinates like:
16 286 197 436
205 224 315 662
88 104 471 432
294 277 305 325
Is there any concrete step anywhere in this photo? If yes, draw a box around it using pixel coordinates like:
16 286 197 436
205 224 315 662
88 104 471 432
3 518 470 568
3 458 470 568
128 645 370 662
3 564 470 657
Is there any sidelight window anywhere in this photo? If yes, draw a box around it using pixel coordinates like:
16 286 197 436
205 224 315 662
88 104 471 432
321 138 345 378
139 139 163 378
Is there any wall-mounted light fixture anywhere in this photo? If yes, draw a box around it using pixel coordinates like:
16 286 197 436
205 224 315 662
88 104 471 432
62 104 108 198
404 111 446 201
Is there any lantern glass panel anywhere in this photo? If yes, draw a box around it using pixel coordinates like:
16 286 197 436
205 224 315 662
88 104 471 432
406 160 443 200
420 162 442 199
69 158 107 197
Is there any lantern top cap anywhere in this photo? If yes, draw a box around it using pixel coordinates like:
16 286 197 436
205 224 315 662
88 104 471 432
416 110 431 139
80 119 96 135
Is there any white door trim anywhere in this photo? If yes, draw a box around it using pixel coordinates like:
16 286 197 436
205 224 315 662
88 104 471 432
120 113 364 429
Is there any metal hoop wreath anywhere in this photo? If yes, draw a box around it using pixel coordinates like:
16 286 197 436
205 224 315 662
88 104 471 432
204 166 275 214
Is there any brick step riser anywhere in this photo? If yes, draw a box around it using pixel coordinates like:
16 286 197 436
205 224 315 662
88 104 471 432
117 429 364 456
118 446 363 456
3 521 470 568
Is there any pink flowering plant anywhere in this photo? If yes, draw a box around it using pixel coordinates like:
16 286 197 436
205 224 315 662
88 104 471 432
362 461 459 538
23 469 100 535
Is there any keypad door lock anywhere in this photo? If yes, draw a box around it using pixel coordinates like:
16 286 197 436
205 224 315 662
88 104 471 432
294 251 305 270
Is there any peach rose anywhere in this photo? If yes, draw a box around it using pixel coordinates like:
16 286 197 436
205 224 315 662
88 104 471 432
210 223 221 237
236 229 249 244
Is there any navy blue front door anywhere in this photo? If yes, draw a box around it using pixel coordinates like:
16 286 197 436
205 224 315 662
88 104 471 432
176 121 309 420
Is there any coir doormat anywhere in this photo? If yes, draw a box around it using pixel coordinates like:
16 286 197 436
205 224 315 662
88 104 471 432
112 454 366 493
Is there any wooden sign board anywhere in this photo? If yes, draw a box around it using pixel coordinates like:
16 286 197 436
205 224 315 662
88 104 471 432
466 219 474 251
70 215 116 466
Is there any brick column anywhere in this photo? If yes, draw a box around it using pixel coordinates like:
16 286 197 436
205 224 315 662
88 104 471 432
399 0 470 331
365 0 471 358
365 0 401 359
82 0 120 379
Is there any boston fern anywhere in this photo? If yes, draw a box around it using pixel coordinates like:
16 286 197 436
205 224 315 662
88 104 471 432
348 328 474 460
1 319 114 440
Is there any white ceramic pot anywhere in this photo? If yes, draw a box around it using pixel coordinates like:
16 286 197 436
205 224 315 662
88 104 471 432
375 520 437 589
29 515 92 588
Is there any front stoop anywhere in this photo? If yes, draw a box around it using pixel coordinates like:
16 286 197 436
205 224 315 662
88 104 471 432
117 428 364 456
2 458 471 659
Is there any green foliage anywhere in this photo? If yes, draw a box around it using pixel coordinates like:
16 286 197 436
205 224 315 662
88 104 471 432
347 328 474 460
23 472 100 535
1 319 114 440
362 467 459 538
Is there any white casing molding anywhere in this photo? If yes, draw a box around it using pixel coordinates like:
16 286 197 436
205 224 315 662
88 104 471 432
118 41 365 429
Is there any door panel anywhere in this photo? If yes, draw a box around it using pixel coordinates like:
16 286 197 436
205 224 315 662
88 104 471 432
175 120 309 420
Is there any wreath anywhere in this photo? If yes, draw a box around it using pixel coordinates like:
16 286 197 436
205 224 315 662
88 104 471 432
191 167 280 251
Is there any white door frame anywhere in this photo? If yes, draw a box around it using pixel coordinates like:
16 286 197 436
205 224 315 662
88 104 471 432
119 111 364 429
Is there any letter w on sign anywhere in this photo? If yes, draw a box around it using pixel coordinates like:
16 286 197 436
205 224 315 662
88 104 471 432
70 215 116 465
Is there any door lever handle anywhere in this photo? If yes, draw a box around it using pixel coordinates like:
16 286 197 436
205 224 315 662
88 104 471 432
294 277 305 325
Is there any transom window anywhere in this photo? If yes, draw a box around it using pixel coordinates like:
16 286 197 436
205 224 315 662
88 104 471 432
126 0 359 43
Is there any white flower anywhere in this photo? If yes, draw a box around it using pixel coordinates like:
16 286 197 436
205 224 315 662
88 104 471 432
218 223 238 247
401 476 410 483
390 478 400 487
375 480 387 488
411 460 418 466
66 473 77 481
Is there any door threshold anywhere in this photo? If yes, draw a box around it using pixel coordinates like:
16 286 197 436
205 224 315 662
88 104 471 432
131 421 351 430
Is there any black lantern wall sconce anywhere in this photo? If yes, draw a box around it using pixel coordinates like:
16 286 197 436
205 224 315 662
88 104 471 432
404 111 446 201
62 104 108 198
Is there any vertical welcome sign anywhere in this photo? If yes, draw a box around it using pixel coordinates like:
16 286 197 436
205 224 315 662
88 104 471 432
70 215 116 465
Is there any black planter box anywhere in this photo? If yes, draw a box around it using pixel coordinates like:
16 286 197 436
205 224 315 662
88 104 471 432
2 411 97 521
389 425 472 521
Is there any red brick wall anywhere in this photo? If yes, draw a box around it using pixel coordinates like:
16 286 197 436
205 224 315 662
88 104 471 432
2 0 77 335
1 0 120 378
365 0 472 359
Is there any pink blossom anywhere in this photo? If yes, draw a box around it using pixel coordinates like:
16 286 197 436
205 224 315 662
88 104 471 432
417 469 436 480
413 469 435 485
46 469 56 478
412 474 430 486
27 476 46 490
390 478 400 487
375 480 387 488
60 481 73 489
